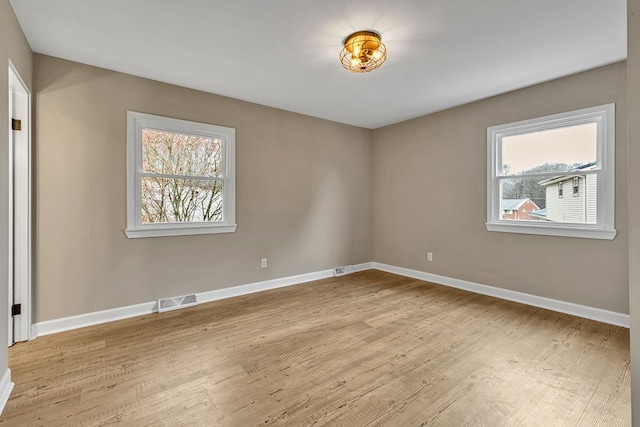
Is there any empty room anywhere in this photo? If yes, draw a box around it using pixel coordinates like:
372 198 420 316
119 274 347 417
1 0 640 425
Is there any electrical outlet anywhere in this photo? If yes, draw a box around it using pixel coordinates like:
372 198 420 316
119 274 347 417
427 252 433 262
261 258 268 268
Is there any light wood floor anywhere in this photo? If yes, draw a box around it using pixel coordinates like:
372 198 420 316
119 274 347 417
0 270 630 426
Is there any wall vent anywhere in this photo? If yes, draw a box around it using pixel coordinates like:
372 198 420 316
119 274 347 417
157 294 198 313
334 265 355 277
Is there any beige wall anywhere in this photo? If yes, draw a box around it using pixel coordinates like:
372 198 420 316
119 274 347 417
0 0 32 378
35 56 629 322
627 0 640 424
372 62 629 314
34 54 372 322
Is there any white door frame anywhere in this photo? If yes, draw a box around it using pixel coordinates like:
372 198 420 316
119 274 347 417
8 61 32 344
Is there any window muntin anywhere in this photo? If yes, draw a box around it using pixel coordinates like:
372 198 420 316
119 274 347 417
487 103 615 239
126 112 236 238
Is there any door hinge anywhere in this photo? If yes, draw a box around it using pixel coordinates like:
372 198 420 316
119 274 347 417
11 304 21 316
11 118 21 131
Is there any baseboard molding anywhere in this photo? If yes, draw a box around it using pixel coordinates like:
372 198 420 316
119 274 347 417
34 262 374 337
34 301 157 337
0 369 14 415
198 262 372 304
372 262 630 328
33 260 627 336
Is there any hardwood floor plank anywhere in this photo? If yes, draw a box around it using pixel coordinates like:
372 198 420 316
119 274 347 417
0 270 630 426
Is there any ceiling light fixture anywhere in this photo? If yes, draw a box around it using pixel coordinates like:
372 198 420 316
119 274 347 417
340 30 387 73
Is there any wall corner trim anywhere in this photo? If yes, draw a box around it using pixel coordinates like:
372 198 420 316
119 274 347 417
33 262 374 337
0 369 14 415
372 262 630 328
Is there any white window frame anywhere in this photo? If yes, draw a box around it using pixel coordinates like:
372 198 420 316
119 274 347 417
486 103 616 240
126 111 236 238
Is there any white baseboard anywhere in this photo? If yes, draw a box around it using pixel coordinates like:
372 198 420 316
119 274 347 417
33 260 627 336
34 301 157 337
34 262 374 337
373 262 630 328
198 262 372 304
0 369 14 415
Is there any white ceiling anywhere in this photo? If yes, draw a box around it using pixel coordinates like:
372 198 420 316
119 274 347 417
10 0 627 129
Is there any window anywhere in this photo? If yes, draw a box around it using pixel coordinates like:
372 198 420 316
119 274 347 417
126 112 236 238
486 103 616 240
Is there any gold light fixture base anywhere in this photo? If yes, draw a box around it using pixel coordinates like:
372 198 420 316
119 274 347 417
340 30 387 73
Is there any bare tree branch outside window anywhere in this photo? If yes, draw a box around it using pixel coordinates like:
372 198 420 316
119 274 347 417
140 129 224 223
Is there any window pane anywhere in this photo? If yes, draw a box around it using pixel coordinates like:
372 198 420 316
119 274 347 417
501 123 597 176
141 177 223 223
142 129 223 177
501 174 597 224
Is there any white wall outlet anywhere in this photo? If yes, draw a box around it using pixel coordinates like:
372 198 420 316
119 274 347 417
261 258 268 268
427 252 433 262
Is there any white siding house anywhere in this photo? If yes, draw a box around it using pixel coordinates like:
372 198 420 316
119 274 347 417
539 163 597 224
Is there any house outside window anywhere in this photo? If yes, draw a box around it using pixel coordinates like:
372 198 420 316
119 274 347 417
538 167 595 224
126 112 237 238
502 198 539 221
486 103 616 239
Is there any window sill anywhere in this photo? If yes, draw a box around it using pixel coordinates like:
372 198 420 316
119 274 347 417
125 224 237 238
485 223 616 240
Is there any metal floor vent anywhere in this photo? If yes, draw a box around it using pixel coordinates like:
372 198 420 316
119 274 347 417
158 294 198 313
334 265 355 277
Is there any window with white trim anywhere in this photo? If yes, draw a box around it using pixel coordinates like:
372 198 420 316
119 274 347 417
486 103 616 240
126 112 236 238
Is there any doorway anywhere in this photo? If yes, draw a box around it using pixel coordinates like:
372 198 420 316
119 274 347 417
8 62 31 345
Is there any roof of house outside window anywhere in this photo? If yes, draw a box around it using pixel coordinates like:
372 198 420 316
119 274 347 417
539 162 597 186
502 198 532 211
529 208 548 220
